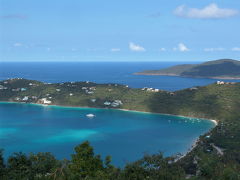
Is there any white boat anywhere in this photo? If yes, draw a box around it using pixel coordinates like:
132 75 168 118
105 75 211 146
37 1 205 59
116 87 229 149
86 114 95 118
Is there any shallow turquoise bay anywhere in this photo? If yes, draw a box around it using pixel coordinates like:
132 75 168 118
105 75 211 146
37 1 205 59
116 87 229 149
0 102 215 166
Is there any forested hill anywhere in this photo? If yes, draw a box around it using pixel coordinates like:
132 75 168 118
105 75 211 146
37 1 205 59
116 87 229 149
0 78 240 179
136 59 240 79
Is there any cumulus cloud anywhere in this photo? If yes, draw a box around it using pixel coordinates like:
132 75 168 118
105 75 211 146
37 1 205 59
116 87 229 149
111 48 121 52
179 43 190 51
13 43 23 47
174 3 239 19
232 47 240 51
173 43 189 52
204 48 225 52
129 42 145 52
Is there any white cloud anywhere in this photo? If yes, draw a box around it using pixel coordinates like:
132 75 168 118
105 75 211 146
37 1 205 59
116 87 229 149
232 47 240 51
111 48 121 52
178 43 190 52
173 43 189 52
159 48 166 51
174 3 239 19
204 48 225 52
129 42 145 52
13 42 23 47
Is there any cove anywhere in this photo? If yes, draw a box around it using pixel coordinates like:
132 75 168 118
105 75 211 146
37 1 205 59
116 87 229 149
0 102 215 167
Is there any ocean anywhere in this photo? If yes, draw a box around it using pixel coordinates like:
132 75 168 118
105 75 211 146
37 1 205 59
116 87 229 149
1 62 239 91
0 102 215 167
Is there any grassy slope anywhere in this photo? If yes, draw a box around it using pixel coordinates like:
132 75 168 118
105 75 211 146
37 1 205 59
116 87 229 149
1 78 240 177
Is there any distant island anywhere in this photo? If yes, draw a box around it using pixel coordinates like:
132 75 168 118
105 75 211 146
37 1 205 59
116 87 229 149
135 59 240 79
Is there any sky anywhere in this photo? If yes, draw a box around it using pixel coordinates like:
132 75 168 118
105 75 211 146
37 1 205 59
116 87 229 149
0 0 240 62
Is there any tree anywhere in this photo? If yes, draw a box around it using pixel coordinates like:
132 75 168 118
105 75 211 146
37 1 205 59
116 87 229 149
7 152 32 179
122 153 185 180
29 152 59 178
0 149 6 178
69 141 106 179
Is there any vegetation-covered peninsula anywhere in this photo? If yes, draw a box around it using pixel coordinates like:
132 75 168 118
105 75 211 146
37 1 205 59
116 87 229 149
135 59 240 79
0 78 240 179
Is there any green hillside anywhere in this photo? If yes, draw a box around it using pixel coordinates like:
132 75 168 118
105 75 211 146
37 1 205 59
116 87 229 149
0 78 240 179
136 59 240 79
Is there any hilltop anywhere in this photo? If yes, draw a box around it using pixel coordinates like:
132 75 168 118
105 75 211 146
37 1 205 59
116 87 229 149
135 59 240 79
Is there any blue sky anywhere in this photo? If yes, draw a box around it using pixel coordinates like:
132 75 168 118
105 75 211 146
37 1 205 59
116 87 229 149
0 0 239 62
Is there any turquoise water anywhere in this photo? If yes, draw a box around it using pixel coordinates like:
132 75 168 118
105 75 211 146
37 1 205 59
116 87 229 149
0 102 215 167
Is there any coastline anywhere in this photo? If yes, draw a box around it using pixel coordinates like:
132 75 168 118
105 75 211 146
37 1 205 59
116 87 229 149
0 100 218 163
0 101 218 126
134 73 240 80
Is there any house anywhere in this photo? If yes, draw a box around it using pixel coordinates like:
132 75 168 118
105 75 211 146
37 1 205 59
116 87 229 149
147 88 153 92
91 99 96 103
22 96 29 101
217 81 225 85
40 98 52 105
15 97 21 101
31 96 37 99
104 101 111 106
56 89 61 92
89 87 96 90
111 100 123 107
190 87 198 90
86 90 94 94
0 85 8 90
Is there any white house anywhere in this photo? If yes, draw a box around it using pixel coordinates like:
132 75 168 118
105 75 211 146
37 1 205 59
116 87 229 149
22 96 29 101
217 81 225 85
40 98 52 105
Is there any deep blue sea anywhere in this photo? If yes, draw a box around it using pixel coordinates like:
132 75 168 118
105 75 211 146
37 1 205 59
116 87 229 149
1 62 239 91
0 102 215 167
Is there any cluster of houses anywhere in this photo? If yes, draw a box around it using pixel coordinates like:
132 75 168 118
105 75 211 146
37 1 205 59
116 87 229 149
0 85 8 90
103 100 123 107
38 98 52 105
14 95 52 105
216 81 236 85
14 96 38 102
141 87 160 92
81 86 96 95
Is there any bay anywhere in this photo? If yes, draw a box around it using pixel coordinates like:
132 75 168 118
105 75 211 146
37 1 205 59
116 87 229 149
0 102 215 167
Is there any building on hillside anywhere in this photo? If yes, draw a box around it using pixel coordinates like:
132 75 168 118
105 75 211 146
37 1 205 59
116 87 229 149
39 98 52 105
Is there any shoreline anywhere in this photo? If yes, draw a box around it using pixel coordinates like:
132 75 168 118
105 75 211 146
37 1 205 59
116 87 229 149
0 101 218 126
134 73 240 80
0 100 218 163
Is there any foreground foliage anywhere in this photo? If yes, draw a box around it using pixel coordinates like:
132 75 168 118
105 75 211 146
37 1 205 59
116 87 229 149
1 141 240 180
